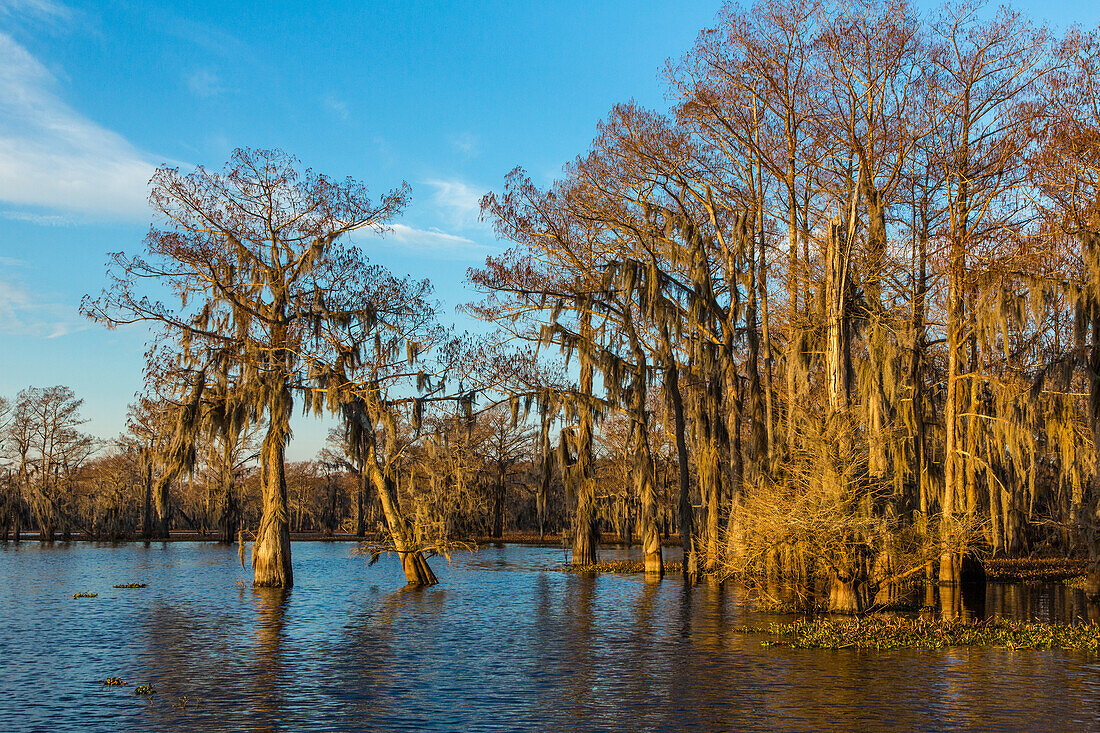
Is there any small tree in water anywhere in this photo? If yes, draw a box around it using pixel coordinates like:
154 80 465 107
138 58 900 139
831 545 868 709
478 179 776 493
83 148 409 588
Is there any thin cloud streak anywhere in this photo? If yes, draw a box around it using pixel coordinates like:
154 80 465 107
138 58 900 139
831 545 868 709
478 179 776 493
0 31 158 220
363 223 497 260
0 277 86 338
0 0 70 20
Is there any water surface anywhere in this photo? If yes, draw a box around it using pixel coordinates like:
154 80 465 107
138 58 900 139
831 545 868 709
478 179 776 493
0 542 1097 731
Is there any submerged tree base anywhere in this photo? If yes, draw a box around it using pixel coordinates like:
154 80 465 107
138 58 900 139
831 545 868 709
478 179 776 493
739 617 1100 651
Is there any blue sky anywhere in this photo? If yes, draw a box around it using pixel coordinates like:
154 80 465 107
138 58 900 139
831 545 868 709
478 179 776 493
1 0 1098 459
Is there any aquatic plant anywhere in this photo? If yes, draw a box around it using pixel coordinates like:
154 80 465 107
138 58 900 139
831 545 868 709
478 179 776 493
134 685 156 695
112 583 147 589
71 592 98 598
984 558 1087 583
96 678 124 686
562 560 685 574
739 617 1100 651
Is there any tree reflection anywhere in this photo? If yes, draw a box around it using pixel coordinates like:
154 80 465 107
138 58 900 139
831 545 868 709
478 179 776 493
251 587 289 725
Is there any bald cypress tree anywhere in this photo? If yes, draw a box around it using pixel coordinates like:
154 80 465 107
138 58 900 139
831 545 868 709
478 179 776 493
84 148 409 588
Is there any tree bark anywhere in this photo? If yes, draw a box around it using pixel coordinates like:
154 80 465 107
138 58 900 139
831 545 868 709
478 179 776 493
141 457 153 540
571 312 599 567
252 411 293 588
491 466 505 539
151 471 171 540
825 212 853 412
666 359 696 579
828 570 869 614
356 469 368 538
941 245 963 585
367 447 437 586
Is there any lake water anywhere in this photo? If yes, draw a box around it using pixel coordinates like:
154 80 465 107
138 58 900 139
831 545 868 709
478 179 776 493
1 541 1098 732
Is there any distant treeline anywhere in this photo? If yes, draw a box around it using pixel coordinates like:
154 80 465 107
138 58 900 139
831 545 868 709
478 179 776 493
0 386 689 545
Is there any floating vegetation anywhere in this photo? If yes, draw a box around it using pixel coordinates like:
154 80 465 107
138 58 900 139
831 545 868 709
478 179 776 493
71 592 98 598
173 696 188 709
113 583 147 589
134 685 156 696
752 598 812 614
562 560 684 574
751 598 931 615
983 558 1087 583
739 617 1100 651
96 678 124 686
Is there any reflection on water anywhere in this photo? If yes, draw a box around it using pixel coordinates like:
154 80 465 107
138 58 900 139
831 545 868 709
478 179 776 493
0 542 1097 731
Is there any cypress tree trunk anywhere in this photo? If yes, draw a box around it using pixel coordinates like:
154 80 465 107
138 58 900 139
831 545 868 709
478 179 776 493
941 251 963 585
863 189 889 479
571 312 599 566
828 570 868 614
632 370 662 576
152 472 171 540
141 457 153 540
702 374 725 572
746 222 766 480
786 149 800 454
220 469 237 544
368 449 437 585
758 223 775 471
825 213 852 412
537 412 552 540
491 466 505 539
1086 233 1100 598
911 220 933 576
356 469 367 538
666 359 696 579
252 400 293 588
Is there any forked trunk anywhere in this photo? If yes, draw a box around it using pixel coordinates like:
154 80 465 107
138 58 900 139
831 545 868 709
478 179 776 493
401 550 438 586
828 571 868 614
368 454 437 586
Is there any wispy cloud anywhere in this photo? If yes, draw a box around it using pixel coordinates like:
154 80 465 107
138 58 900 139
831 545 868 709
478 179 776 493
185 68 224 98
0 0 70 21
0 32 157 220
323 94 349 121
1 209 73 226
423 178 486 230
364 223 496 260
0 277 85 338
447 131 479 159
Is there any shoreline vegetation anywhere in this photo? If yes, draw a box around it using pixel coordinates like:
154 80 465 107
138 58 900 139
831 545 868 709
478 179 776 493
738 617 1100 651
10 534 1090 589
